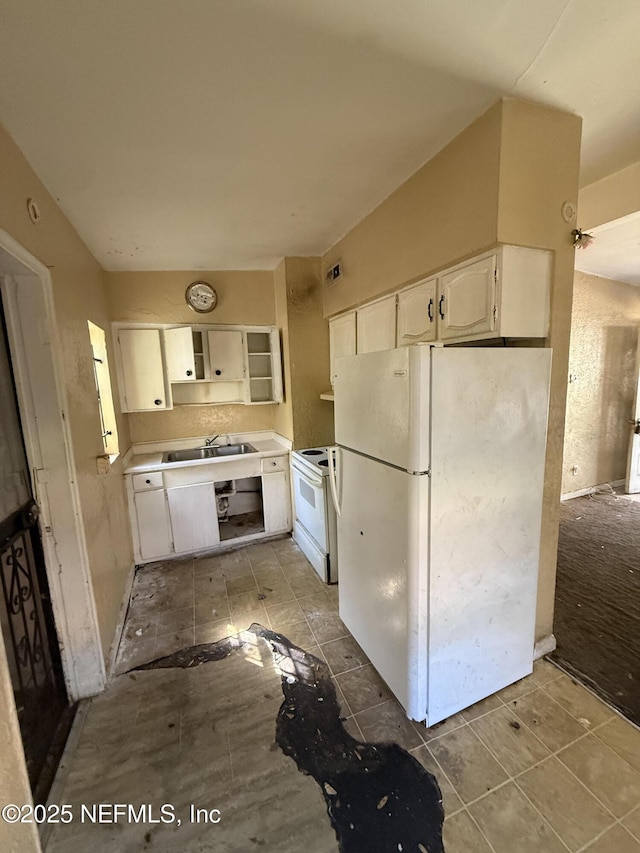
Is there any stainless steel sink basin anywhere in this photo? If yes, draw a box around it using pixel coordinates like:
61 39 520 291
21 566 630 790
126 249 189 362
163 443 257 463
210 443 257 456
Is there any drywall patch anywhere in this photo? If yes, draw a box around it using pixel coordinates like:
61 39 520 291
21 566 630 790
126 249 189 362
136 624 445 853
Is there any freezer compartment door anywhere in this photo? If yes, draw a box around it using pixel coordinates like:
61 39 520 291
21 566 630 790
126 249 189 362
337 448 429 719
426 346 552 724
333 346 431 472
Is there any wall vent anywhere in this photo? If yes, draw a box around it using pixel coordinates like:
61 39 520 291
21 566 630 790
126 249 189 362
325 261 342 286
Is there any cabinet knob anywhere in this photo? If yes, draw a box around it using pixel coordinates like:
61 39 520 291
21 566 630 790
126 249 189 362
145 479 151 484
215 369 222 376
186 369 193 376
154 399 163 406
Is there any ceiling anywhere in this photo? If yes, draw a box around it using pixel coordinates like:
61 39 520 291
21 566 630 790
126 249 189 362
0 0 639 271
574 213 640 287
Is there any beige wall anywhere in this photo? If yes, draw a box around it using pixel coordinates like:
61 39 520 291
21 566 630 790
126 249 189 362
281 258 334 449
321 98 583 643
0 124 133 665
563 272 640 493
322 100 503 316
497 98 583 642
105 270 278 442
578 159 640 229
0 122 134 844
273 259 294 442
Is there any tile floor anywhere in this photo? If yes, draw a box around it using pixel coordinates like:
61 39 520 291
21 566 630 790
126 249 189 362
47 536 640 852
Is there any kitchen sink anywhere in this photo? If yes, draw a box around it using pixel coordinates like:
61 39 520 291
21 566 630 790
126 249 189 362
162 443 258 463
209 443 257 456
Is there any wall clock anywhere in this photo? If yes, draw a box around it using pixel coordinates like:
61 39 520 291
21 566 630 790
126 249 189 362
185 280 218 313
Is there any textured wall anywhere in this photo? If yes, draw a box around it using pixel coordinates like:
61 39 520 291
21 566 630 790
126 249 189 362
283 258 334 449
0 124 133 666
563 272 640 493
272 259 294 442
105 270 278 442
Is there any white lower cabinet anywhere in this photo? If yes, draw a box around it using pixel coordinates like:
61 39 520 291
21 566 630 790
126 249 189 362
167 482 220 553
127 452 292 564
134 489 172 561
262 470 290 533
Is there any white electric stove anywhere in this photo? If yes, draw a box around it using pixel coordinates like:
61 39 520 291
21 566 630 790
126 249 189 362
290 447 338 584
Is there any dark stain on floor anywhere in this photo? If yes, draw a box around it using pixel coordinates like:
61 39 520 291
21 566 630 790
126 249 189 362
552 495 640 726
136 624 445 853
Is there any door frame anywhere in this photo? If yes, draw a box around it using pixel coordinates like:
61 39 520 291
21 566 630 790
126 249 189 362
0 228 105 700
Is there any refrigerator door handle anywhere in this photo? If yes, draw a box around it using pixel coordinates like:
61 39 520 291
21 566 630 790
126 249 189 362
327 446 342 517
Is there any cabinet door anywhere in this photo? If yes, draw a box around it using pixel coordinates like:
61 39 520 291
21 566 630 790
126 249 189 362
208 330 245 381
246 329 280 403
117 328 170 411
397 279 437 345
165 327 196 382
134 489 172 561
356 296 397 354
329 312 356 385
167 482 220 554
439 256 496 341
262 471 291 533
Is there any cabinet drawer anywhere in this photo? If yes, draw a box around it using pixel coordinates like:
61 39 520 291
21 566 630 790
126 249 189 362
261 455 288 474
132 471 164 491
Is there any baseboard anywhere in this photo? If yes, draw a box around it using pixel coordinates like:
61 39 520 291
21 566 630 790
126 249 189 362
561 479 624 501
106 561 137 681
534 634 556 660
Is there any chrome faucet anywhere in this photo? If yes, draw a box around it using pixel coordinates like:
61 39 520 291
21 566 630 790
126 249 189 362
204 435 220 446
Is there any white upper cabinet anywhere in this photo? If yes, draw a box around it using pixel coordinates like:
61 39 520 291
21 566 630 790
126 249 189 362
330 244 552 355
329 312 356 385
116 328 170 412
247 330 282 404
439 255 496 341
356 295 397 354
438 246 552 342
208 330 246 381
397 278 437 346
164 326 196 382
113 323 282 411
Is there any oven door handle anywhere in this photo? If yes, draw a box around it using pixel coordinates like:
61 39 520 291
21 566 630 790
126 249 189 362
291 460 324 488
327 446 341 517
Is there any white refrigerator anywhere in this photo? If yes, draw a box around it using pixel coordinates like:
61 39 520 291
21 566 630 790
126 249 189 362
329 344 552 725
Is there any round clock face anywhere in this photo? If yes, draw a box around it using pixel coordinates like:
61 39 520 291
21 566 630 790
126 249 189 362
185 281 218 313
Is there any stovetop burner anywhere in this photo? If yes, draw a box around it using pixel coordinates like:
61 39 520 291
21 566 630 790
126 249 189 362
302 449 324 455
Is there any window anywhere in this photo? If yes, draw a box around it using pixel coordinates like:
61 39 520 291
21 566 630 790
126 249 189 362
88 321 119 460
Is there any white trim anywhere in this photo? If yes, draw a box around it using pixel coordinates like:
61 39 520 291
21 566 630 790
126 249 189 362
0 228 105 700
534 634 557 659
106 562 136 680
561 479 624 501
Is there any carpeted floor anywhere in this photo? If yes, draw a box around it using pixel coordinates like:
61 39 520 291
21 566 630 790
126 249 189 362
551 493 640 727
